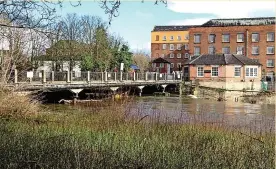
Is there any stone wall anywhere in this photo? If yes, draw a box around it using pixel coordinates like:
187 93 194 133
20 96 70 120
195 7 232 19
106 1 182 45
198 81 262 91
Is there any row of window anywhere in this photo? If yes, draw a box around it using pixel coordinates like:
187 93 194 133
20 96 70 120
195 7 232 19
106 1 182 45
194 32 275 43
161 44 189 50
156 53 190 59
193 46 275 55
152 63 182 68
197 66 258 77
155 35 189 41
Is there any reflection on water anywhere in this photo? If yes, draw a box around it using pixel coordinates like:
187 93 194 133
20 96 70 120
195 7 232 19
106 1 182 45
126 97 275 133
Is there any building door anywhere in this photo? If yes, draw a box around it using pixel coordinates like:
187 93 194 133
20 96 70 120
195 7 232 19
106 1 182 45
183 66 189 81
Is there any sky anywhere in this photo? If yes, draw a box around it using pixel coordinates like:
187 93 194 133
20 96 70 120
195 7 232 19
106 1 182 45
57 0 275 53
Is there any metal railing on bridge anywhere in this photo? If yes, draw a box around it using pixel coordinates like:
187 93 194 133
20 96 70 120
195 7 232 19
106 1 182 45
13 70 182 84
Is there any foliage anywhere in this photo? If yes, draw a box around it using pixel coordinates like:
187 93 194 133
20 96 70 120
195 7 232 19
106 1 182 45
80 55 94 71
132 50 150 72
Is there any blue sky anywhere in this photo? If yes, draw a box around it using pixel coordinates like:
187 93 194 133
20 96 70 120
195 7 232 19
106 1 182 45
57 1 275 53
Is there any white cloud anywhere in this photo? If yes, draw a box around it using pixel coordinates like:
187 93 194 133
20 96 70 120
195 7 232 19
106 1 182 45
167 1 275 18
167 18 212 25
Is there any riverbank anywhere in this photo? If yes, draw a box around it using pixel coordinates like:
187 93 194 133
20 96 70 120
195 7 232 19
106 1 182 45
0 100 274 168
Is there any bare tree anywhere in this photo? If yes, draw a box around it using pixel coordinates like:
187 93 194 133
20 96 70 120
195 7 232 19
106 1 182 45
132 50 150 72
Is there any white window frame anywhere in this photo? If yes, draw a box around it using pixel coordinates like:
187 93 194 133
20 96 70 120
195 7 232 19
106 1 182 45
222 34 230 42
177 44 181 50
194 47 200 56
163 36 166 41
171 63 174 68
211 66 219 77
234 66 241 77
252 33 259 42
185 34 189 40
169 44 174 50
177 63 182 69
245 66 258 77
170 36 174 41
169 53 174 58
252 46 259 55
237 46 244 55
208 34 215 43
267 32 275 42
162 44 167 50
237 33 244 42
267 59 275 67
184 44 189 50
177 36 181 41
266 46 274 54
194 34 201 43
208 46 215 54
184 53 189 59
177 53 181 58
197 66 204 77
222 47 230 54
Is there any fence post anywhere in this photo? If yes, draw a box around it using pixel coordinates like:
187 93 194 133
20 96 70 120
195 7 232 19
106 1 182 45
126 72 128 81
104 71 107 82
14 69 18 84
164 73 167 81
145 72 148 81
155 72 158 81
42 70 46 83
87 71 90 82
114 72 117 81
133 71 136 81
51 71 54 82
67 71 70 83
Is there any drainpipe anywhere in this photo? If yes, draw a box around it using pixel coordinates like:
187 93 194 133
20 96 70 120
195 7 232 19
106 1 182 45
245 29 249 57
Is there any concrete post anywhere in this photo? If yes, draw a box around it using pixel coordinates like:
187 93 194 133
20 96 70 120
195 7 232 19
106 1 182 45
155 72 158 81
87 71 90 82
145 72 148 81
51 71 54 82
42 70 46 83
120 71 123 81
126 73 128 81
114 72 117 81
101 72 104 82
66 71 70 83
133 71 136 81
14 69 18 84
165 73 167 81
104 71 107 82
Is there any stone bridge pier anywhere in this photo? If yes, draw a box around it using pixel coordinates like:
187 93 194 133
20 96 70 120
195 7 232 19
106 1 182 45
70 89 83 104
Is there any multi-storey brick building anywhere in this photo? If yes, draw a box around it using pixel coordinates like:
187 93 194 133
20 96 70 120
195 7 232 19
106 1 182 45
151 25 198 72
188 17 275 79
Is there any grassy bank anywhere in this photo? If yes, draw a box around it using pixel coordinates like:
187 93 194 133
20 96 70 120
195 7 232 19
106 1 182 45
0 89 274 169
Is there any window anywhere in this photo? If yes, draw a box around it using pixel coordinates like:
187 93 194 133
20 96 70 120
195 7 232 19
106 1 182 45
267 46 274 54
208 34 216 43
184 53 189 59
171 63 174 68
170 53 174 58
161 54 165 58
194 34 201 43
177 53 181 58
160 63 164 68
237 33 244 42
177 36 181 41
245 66 258 77
222 34 230 42
267 59 275 67
170 44 174 50
208 46 215 54
163 36 166 41
184 44 189 50
211 66 219 77
177 63 182 69
267 32 275 42
185 34 189 40
170 36 174 41
194 47 200 56
162 44 167 50
222 47 230 54
252 46 259 55
197 67 204 77
177 44 181 50
152 63 156 68
234 66 241 77
156 35 159 41
252 33 259 42
237 46 244 55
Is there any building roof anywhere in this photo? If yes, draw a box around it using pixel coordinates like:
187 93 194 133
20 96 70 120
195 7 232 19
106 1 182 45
151 57 171 63
152 25 200 32
201 17 275 27
185 54 261 66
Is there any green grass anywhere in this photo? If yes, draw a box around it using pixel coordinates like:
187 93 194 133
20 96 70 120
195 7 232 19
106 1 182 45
0 102 274 169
